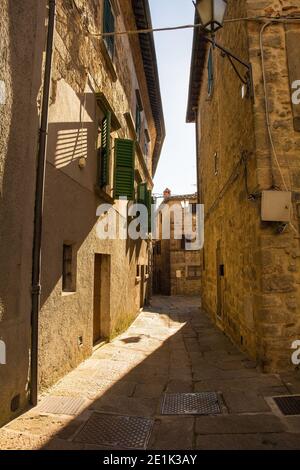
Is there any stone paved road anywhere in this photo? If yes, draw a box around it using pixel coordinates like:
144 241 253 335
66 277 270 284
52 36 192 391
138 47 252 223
0 296 300 450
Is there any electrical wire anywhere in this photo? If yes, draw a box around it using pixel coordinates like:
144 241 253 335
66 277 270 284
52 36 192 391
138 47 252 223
87 16 300 37
205 152 248 221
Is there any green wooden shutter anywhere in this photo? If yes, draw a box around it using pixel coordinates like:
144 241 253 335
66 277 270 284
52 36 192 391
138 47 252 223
114 139 135 200
99 112 111 188
146 189 152 232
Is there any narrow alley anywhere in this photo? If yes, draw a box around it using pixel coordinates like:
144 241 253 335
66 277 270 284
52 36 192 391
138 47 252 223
0 296 299 451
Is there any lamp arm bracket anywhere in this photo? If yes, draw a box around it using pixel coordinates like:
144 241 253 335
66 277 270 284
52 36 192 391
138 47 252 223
226 53 248 85
204 36 254 98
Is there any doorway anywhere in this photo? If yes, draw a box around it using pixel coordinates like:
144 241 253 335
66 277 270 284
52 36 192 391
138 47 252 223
93 254 110 345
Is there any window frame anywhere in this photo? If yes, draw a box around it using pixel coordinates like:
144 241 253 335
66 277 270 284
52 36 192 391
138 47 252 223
144 128 150 161
98 111 112 189
62 243 77 293
187 265 201 280
103 0 115 60
207 47 214 97
135 102 142 142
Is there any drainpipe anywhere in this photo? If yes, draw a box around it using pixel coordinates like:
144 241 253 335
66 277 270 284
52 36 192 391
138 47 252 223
30 0 56 406
193 107 201 205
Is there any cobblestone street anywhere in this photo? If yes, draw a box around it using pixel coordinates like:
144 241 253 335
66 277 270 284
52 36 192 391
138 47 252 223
1 296 300 450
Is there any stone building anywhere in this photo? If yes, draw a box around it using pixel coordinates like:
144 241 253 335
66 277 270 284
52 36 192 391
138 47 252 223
0 0 164 426
153 193 202 296
187 0 300 371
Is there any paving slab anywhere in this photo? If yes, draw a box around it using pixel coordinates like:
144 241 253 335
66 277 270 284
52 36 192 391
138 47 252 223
222 390 271 413
196 433 300 450
90 395 160 417
149 417 194 450
0 428 49 450
134 382 166 398
166 380 193 393
195 414 286 435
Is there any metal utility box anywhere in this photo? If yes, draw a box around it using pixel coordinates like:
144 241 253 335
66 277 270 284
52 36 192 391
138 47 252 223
261 190 292 223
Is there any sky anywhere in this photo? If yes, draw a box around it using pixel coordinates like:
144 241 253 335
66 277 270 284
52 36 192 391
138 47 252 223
149 0 197 198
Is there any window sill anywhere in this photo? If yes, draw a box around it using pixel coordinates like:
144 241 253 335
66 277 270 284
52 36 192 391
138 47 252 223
135 276 141 284
62 291 77 297
94 185 114 204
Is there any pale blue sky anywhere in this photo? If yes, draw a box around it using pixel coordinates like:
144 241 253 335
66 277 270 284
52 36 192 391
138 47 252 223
149 0 197 197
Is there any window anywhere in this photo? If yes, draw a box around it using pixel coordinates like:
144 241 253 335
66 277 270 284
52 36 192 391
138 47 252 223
103 0 115 59
98 112 111 188
138 182 147 204
144 129 150 160
136 265 141 278
144 139 149 159
135 103 142 141
135 90 143 141
187 265 201 279
137 183 152 233
214 151 219 176
181 235 186 250
62 244 76 292
207 47 214 97
219 264 225 277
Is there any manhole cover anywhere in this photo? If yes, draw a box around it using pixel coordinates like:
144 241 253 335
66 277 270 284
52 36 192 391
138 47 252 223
272 395 300 416
161 392 221 415
37 396 86 415
74 413 154 449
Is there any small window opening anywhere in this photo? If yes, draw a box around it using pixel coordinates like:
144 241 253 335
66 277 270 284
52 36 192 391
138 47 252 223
62 244 77 292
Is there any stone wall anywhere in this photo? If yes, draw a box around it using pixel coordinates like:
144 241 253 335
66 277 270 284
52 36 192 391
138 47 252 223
197 0 300 370
246 0 300 370
0 0 48 426
198 0 259 359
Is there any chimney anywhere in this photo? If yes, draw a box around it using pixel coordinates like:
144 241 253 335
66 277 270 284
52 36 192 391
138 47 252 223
163 188 171 201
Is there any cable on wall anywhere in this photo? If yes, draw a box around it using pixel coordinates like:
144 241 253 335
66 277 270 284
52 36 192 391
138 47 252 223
259 21 288 191
259 21 299 235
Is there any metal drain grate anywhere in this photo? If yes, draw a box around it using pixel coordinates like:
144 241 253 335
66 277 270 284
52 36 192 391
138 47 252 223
74 413 154 449
37 396 86 415
272 395 300 416
161 392 221 415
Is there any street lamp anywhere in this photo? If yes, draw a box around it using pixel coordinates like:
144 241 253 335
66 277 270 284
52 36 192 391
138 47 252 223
195 0 228 34
194 0 254 99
